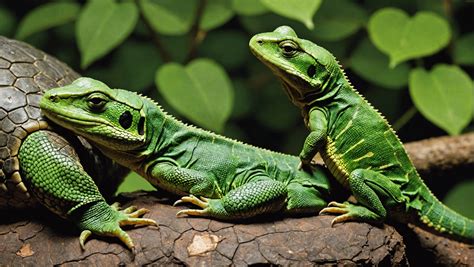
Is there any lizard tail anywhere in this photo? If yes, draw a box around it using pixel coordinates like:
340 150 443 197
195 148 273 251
417 192 474 243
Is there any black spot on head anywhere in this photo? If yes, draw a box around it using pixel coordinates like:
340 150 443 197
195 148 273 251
307 65 316 77
119 111 132 129
138 116 145 135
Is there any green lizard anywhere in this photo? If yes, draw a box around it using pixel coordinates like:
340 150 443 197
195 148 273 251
39 77 332 244
249 25 474 242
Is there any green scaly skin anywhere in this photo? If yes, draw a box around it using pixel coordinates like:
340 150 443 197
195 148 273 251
18 130 157 250
250 26 474 243
39 78 332 223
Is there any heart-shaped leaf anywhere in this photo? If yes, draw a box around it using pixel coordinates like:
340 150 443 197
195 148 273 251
312 0 367 41
16 2 80 40
76 0 138 68
139 0 197 36
350 38 409 89
409 64 473 135
260 0 322 29
368 8 451 67
200 0 234 31
155 59 234 132
232 0 268 16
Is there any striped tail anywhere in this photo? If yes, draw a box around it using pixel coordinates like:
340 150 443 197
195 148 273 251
418 192 474 243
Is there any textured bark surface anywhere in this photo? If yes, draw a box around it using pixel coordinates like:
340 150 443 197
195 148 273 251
1 192 409 266
1 133 474 266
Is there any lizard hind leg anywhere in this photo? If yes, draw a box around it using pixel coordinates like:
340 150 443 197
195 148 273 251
320 168 405 225
175 179 288 220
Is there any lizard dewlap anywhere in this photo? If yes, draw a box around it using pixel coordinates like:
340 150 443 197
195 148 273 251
250 25 474 243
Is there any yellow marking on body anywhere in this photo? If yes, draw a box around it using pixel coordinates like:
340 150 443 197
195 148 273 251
353 151 374 162
321 137 350 187
461 218 466 236
438 207 445 226
335 120 352 140
378 163 394 170
341 139 365 156
335 106 360 140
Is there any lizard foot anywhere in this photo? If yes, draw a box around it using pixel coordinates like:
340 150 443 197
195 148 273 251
319 201 365 226
174 195 211 217
78 202 158 251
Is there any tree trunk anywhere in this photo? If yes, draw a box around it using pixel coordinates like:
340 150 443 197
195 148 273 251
1 134 474 266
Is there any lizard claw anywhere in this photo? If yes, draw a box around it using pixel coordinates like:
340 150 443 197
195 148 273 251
175 195 211 217
79 230 92 250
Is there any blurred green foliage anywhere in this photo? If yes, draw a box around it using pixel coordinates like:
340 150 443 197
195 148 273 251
1 0 473 217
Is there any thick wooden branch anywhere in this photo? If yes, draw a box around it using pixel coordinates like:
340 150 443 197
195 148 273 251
1 133 474 265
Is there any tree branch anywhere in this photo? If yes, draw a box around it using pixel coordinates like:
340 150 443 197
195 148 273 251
1 133 474 265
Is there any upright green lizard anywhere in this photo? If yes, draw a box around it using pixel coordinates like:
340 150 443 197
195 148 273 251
250 26 474 242
39 77 332 245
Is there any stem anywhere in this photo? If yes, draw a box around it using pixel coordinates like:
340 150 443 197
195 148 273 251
136 0 172 62
393 106 417 131
185 0 207 62
443 0 453 17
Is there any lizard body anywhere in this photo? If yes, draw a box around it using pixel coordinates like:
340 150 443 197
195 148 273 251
40 77 331 221
250 26 474 242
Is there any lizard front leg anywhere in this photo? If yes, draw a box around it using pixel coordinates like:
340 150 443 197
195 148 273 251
300 108 328 168
149 162 222 198
18 131 157 250
320 168 407 225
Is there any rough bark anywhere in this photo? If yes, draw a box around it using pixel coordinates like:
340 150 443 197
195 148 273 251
1 133 474 266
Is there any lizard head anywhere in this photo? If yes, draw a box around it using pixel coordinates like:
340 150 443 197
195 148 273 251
40 77 147 151
249 25 343 109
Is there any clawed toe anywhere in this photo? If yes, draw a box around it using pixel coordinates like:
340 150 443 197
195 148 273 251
174 195 209 209
176 209 209 217
327 201 347 208
174 195 212 217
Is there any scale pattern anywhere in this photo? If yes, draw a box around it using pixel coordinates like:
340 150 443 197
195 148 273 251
0 36 79 208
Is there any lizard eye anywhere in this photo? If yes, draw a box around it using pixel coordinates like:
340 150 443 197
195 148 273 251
87 94 107 111
279 40 298 57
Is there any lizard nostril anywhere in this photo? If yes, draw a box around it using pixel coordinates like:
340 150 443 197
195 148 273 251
49 95 59 103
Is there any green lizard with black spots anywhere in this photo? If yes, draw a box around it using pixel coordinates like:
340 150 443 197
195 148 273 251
39 77 333 245
250 25 474 242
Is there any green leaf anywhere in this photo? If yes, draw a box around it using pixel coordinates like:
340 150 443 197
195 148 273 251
139 0 197 35
409 65 473 135
155 59 234 132
15 2 80 40
453 32 474 66
232 0 268 16
260 0 322 29
200 0 234 31
350 38 409 89
368 8 451 67
77 0 138 68
312 0 367 41
444 180 474 219
0 7 16 36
